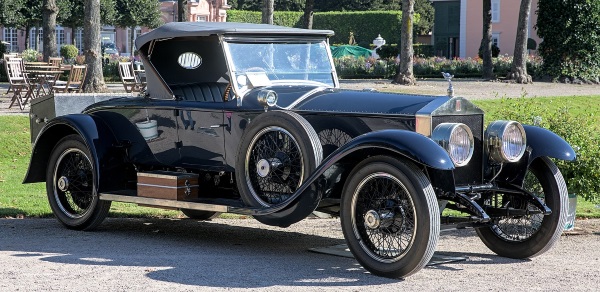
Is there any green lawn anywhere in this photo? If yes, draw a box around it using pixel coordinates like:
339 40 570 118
1 95 599 219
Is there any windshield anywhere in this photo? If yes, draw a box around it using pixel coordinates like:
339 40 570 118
225 40 336 95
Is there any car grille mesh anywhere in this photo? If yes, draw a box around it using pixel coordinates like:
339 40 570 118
432 115 484 185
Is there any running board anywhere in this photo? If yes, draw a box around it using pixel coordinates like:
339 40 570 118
100 193 230 213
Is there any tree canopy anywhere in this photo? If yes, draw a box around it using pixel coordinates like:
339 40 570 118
537 0 600 81
228 0 434 34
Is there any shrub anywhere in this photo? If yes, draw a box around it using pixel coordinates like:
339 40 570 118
486 97 600 203
227 10 405 46
60 45 79 61
21 49 40 62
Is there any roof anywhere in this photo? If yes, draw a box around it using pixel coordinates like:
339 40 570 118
135 22 335 49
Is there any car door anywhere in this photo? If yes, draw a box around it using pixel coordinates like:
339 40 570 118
175 101 226 170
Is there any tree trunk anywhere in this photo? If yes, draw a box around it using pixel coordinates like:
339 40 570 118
481 0 494 80
507 0 533 84
130 26 136 57
83 0 107 92
262 0 274 24
393 0 416 85
24 27 31 50
177 0 188 22
303 0 314 29
42 0 59 61
71 26 77 46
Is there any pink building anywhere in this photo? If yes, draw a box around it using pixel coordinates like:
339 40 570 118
430 0 541 58
1 0 230 56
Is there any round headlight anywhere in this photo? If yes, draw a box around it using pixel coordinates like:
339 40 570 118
485 120 527 163
257 90 278 107
432 123 474 167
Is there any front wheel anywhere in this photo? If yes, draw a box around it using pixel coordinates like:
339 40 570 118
46 134 111 230
341 156 440 278
476 157 568 258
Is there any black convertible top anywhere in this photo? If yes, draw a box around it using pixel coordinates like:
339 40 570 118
135 22 335 49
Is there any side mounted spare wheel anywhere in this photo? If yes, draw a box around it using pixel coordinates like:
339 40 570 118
46 134 111 230
236 111 323 227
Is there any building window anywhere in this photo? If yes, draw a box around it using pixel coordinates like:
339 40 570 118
492 33 500 48
29 28 44 51
75 28 83 53
3 28 18 52
196 15 208 22
56 26 65 48
491 0 500 23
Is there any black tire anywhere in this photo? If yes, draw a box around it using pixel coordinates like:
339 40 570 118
46 134 111 230
340 156 440 278
180 209 221 220
236 111 322 227
476 157 568 258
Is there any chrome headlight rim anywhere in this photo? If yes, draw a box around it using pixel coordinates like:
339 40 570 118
257 90 278 107
432 122 474 167
486 120 527 163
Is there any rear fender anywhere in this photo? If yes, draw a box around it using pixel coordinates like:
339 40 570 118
23 114 122 192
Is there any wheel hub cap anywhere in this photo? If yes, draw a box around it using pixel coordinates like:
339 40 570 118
364 210 381 229
364 209 397 229
256 158 283 178
57 176 69 192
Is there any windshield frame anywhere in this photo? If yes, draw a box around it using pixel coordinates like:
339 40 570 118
221 35 339 106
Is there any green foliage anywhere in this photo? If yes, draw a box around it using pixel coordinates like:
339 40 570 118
481 96 600 203
333 55 545 79
537 0 600 81
21 48 40 61
313 11 404 46
60 0 116 29
60 44 78 60
114 0 162 29
228 10 405 46
0 41 7 56
374 44 433 59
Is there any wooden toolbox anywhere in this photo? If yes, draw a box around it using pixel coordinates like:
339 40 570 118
137 171 199 201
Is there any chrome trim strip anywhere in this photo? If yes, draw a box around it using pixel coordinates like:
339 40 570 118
284 87 327 110
99 193 228 213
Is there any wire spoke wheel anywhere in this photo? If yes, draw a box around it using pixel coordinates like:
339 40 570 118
476 157 568 258
46 134 111 230
245 126 304 206
490 172 545 242
53 149 94 218
352 173 417 262
236 111 322 227
341 156 439 278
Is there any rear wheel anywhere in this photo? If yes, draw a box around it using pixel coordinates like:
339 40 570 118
476 157 568 258
46 134 111 230
341 156 440 278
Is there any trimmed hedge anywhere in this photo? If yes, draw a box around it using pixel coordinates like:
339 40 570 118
227 10 406 46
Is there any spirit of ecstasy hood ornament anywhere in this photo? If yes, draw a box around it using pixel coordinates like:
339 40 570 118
442 72 454 97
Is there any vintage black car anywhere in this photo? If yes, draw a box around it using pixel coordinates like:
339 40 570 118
25 22 575 278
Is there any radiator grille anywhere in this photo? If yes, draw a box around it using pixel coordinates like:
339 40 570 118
432 114 484 185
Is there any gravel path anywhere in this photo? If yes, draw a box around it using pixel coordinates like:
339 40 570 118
0 218 598 291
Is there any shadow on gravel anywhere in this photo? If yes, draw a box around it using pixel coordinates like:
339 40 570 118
0 218 402 288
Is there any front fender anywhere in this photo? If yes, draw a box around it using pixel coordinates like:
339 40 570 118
524 125 576 162
23 114 118 192
321 129 455 171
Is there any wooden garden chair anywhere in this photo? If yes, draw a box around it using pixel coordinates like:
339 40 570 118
3 53 19 94
52 65 87 93
5 58 32 110
118 61 142 93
